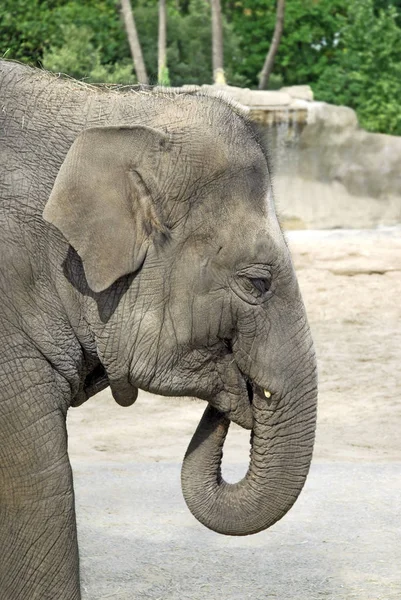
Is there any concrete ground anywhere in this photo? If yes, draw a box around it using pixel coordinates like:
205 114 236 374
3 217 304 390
68 228 401 599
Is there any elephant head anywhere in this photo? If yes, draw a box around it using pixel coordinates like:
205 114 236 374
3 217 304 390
43 95 317 536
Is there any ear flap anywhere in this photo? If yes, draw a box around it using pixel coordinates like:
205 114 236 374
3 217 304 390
43 126 172 292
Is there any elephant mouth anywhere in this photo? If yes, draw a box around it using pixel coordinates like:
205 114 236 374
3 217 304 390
245 375 274 408
219 371 275 430
245 378 254 404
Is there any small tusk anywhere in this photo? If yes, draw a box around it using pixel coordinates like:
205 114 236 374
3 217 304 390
264 389 272 399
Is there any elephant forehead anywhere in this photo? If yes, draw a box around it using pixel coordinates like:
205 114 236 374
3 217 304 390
166 132 264 192
224 225 283 264
180 203 284 272
216 189 285 261
190 171 275 233
186 151 271 214
159 97 269 185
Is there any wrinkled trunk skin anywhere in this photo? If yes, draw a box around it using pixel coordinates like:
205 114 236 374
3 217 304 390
181 314 317 536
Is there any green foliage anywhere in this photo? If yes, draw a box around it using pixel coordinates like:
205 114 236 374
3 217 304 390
133 0 246 86
42 24 135 83
313 0 401 135
1 0 401 134
224 0 401 134
0 0 128 67
0 0 244 86
222 0 349 88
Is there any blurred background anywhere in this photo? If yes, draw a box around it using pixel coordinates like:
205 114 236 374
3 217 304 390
1 0 400 134
1 0 401 229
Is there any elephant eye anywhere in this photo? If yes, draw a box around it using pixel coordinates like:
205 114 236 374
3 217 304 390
249 277 271 294
231 266 273 305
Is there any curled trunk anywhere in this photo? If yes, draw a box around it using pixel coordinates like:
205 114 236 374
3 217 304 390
181 385 316 536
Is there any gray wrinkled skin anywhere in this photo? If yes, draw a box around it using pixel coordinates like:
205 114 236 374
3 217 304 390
0 61 317 599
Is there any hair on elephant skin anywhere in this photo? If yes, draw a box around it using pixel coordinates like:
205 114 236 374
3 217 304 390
0 60 317 599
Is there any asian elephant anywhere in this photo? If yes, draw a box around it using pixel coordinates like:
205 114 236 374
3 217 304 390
0 60 317 599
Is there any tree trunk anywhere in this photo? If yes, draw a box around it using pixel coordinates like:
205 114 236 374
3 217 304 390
211 0 226 84
120 0 149 85
158 0 168 85
258 0 285 90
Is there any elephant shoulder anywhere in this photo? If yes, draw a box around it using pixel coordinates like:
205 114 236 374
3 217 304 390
0 212 44 299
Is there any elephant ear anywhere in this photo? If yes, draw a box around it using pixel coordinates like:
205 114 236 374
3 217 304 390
43 126 172 293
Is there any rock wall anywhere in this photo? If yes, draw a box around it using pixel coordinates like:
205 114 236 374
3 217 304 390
209 84 401 229
272 101 401 229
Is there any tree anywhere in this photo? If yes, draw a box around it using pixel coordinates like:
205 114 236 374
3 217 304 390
222 0 349 88
211 0 226 83
120 0 148 84
158 0 169 84
132 0 244 87
258 0 285 90
0 0 244 87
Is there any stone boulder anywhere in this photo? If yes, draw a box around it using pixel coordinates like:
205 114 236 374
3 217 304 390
280 85 314 102
273 102 401 229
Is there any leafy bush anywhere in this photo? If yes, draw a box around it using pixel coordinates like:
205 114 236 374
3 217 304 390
42 24 135 84
0 0 128 66
313 0 401 135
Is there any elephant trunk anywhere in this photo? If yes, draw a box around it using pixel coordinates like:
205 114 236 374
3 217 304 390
181 376 317 536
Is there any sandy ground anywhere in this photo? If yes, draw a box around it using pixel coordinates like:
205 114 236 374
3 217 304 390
67 227 401 599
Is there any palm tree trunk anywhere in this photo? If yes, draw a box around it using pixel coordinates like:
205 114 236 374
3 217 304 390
120 0 149 85
211 0 226 84
158 0 168 85
258 0 285 90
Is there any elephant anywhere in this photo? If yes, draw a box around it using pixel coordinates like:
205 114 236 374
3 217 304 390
0 60 317 599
